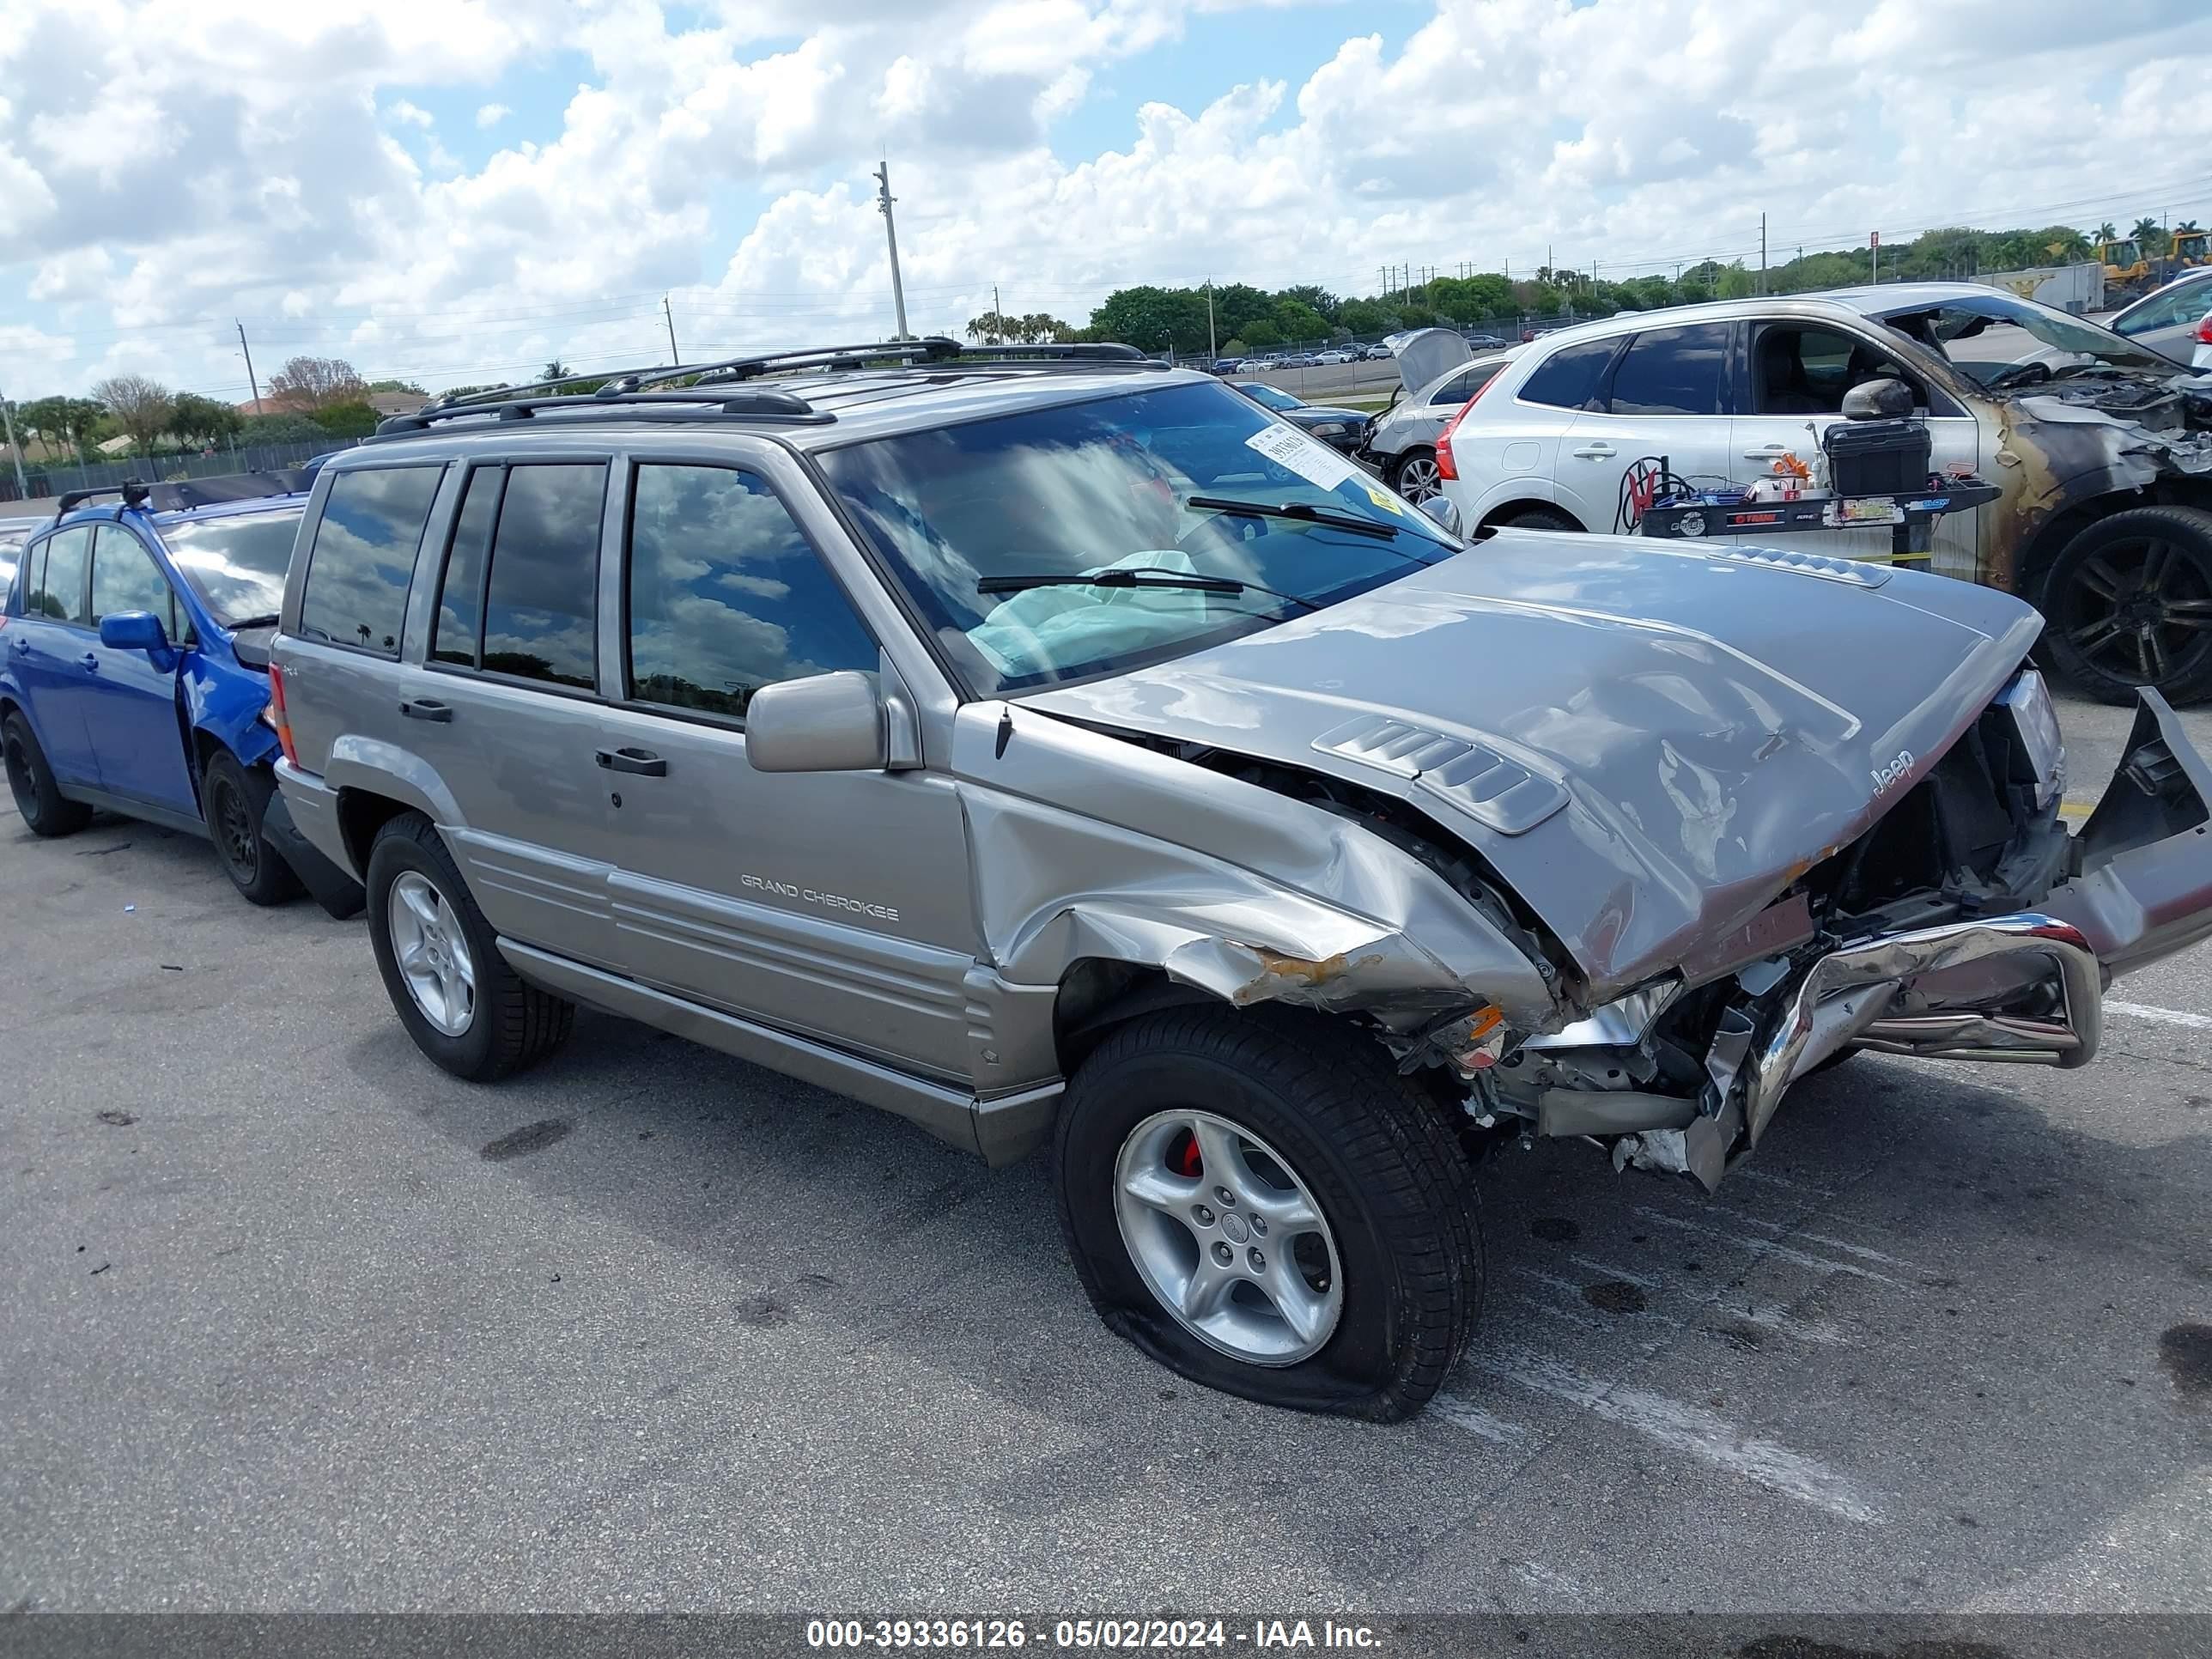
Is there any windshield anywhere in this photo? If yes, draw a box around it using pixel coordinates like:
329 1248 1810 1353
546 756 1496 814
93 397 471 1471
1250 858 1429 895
818 380 1455 696
161 507 303 627
1874 292 2183 387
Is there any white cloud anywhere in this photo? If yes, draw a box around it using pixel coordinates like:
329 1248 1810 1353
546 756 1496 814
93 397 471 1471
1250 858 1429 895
0 0 2207 401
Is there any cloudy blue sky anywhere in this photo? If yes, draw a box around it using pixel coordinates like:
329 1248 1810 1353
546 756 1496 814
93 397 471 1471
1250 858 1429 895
3 0 2209 400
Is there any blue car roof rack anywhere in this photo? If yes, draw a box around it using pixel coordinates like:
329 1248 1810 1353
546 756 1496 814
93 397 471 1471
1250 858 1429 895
53 470 312 521
371 337 1160 438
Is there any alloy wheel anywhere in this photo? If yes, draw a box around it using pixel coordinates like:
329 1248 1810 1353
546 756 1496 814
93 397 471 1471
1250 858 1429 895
210 774 259 883
388 870 477 1037
1395 454 1442 504
2059 536 2212 686
1111 1108 1343 1366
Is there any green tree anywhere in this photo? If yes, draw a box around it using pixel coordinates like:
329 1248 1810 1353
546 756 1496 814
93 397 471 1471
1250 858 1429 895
93 374 175 458
309 400 379 440
541 359 573 381
1279 284 1340 323
2130 216 2166 257
368 378 427 394
170 392 243 449
2094 221 2118 244
240 411 328 444
18 395 104 459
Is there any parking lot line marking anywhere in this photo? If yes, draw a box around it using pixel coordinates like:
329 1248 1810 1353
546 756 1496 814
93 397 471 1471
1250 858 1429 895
2106 1000 2212 1031
1724 1165 1838 1197
1429 1391 1532 1444
1698 1209 1915 1269
1632 1207 1906 1286
1477 1348 1885 1524
1567 1255 1661 1290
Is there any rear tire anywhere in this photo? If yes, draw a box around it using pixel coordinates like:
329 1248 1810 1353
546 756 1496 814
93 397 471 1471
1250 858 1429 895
1386 447 1441 505
1054 1006 1483 1420
3 711 91 838
2039 506 2212 705
365 811 574 1080
1494 506 1579 532
204 750 302 906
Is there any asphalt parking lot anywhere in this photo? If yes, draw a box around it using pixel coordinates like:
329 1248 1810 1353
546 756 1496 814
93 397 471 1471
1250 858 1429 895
4 690 2209 1616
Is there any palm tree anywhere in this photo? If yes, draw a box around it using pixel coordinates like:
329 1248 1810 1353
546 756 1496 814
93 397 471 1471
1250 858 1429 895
2131 216 2167 256
541 358 572 382
2095 222 2117 243
2176 219 2203 235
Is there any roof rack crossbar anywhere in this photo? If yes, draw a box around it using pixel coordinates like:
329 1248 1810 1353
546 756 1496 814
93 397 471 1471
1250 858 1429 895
374 337 1162 438
52 472 313 520
53 481 152 518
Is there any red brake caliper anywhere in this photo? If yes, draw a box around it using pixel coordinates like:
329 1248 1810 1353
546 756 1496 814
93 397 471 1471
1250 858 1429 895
1173 1130 1203 1177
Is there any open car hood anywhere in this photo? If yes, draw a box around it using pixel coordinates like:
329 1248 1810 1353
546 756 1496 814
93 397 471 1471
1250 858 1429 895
1023 533 2045 999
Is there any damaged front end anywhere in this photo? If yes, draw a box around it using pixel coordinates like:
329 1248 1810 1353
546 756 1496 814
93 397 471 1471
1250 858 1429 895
1477 672 2212 1189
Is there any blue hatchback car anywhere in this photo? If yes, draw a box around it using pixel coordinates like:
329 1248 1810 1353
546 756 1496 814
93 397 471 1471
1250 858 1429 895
2 475 360 911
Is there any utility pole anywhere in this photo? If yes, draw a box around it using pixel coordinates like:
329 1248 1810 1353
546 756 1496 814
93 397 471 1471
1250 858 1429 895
662 295 679 365
992 283 1002 342
1205 278 1216 358
0 378 27 501
1759 213 1767 295
873 161 909 340
237 319 262 415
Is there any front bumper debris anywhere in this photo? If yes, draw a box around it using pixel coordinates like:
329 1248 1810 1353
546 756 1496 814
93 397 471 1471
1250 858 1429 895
1633 690 2212 1190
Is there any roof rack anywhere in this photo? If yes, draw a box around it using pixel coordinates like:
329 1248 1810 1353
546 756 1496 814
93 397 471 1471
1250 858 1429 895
53 470 312 520
372 337 1161 437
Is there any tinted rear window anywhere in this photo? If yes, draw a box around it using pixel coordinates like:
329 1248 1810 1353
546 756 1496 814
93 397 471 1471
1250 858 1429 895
479 463 605 690
1516 337 1620 410
298 467 443 656
1606 325 1730 416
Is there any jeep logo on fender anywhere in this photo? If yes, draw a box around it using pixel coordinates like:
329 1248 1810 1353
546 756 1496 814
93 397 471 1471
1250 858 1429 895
1871 750 1914 796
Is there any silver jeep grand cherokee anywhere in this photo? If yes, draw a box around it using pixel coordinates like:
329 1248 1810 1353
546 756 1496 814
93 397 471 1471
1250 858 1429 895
270 339 2212 1420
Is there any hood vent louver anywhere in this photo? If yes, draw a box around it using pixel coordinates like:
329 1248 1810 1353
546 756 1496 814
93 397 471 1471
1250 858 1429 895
1701 545 1893 586
1312 717 1568 836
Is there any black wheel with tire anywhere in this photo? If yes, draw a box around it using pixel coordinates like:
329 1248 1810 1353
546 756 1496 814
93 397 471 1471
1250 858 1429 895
3 710 92 838
1494 506 1579 532
1386 447 1442 505
2040 506 2212 705
1054 1006 1483 1420
365 811 574 1081
203 750 302 906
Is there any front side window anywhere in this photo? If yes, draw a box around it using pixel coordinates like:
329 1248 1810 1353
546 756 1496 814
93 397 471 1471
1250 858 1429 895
29 526 90 624
1516 337 1620 410
298 467 443 656
90 527 184 639
159 508 301 629
478 463 605 689
626 465 877 720
2118 278 2212 335
1605 325 1730 416
1752 325 1918 416
819 379 1453 697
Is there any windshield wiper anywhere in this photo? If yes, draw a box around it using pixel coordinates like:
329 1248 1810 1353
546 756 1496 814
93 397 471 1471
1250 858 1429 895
977 567 1316 611
1187 495 1398 540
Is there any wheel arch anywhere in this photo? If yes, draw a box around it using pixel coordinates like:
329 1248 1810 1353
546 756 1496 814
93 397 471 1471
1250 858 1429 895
2018 478 2212 604
1478 496 1586 532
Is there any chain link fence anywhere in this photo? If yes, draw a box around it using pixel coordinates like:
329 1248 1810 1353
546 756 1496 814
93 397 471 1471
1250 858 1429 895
1 437 362 505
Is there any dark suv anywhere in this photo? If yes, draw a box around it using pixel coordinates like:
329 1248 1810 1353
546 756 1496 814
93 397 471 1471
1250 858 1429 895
269 338 2212 1419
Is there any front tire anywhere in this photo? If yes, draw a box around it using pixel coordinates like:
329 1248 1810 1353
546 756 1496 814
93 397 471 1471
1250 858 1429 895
1494 505 1579 532
2040 506 2212 704
1054 1006 1483 1420
203 750 302 906
366 811 574 1080
3 711 91 838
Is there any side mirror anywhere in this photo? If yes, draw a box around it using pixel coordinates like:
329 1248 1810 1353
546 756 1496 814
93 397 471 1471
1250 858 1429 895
1418 494 1463 537
745 671 889 773
1840 377 1914 420
99 611 170 653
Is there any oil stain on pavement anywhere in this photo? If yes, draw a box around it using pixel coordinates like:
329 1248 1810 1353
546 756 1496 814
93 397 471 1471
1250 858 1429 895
479 1119 575 1161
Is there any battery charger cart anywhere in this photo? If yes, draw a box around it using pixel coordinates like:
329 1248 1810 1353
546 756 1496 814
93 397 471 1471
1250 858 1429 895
1632 379 1998 564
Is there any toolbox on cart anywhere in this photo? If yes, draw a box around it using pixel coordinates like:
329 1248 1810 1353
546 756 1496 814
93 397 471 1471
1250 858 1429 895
1820 416 1932 498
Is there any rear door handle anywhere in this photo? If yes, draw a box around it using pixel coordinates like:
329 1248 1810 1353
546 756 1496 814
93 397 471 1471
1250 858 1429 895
596 746 667 777
1743 444 1790 459
80 653 100 671
399 697 453 722
1569 442 1615 459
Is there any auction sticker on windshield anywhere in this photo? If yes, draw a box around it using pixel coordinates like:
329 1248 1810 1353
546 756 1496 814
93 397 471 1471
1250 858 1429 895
1245 423 1358 491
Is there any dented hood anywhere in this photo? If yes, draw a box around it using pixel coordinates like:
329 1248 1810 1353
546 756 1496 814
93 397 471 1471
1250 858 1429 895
1022 534 2045 999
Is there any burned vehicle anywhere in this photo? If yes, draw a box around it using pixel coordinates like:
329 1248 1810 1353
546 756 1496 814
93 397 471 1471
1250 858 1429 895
270 342 2212 1421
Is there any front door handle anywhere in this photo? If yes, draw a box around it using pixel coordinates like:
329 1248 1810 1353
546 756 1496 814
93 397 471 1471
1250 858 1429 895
1569 442 1615 459
400 696 453 722
80 653 100 672
595 746 667 777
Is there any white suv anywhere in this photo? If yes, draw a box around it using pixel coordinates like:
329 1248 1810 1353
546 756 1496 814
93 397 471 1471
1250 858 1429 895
1435 285 2212 702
